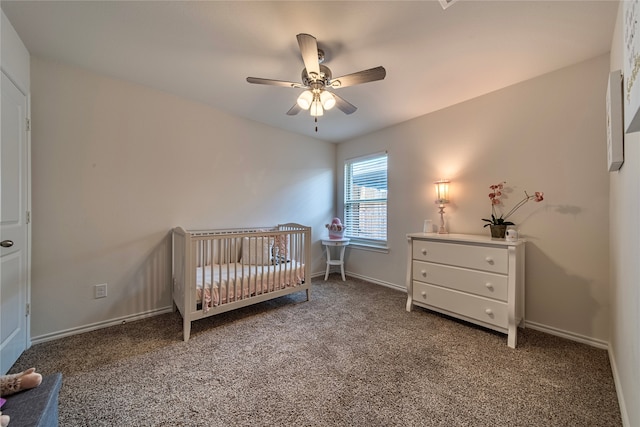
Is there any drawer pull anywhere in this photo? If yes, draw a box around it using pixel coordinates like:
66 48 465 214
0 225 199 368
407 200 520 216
485 283 493 290
421 248 427 255
421 270 427 277
421 291 427 298
485 256 494 265
485 308 493 316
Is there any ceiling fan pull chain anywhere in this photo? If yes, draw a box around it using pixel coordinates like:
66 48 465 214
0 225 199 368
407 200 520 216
315 116 318 132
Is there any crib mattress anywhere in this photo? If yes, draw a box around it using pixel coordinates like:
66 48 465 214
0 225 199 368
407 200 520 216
195 261 305 311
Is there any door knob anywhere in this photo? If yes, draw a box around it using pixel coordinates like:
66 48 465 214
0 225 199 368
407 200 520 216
1 240 14 248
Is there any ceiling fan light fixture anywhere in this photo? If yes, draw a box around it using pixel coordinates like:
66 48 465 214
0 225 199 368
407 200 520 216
297 90 313 110
310 99 324 117
246 33 386 123
320 91 336 110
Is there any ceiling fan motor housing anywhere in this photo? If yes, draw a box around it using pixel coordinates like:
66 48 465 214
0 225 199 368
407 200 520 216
302 64 332 88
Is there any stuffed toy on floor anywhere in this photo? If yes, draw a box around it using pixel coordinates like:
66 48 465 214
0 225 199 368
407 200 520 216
0 368 43 426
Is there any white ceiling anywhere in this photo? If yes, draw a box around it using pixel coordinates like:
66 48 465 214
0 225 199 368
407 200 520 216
1 1 618 143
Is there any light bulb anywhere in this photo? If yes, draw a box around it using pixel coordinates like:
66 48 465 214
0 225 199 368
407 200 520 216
310 99 324 117
296 91 313 110
320 91 336 110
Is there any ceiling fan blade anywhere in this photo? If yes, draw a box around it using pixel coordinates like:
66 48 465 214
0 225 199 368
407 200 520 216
246 77 304 88
332 92 358 115
330 66 386 89
296 33 320 78
287 104 302 116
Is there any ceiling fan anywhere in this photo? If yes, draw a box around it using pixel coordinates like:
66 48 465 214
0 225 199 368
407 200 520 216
246 33 386 127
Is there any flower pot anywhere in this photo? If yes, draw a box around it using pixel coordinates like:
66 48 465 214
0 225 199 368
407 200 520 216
489 225 507 239
328 229 345 240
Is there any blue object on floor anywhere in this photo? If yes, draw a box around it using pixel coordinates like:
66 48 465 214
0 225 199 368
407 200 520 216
2 373 62 427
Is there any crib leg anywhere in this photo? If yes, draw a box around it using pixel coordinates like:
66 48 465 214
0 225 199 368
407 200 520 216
306 288 311 301
183 319 191 342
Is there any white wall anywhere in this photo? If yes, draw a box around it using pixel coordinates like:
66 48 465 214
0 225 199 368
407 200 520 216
338 54 611 345
608 3 638 426
1 10 29 93
30 57 335 340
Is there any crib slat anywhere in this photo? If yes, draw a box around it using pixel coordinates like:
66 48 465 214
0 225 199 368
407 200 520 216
256 235 262 294
226 238 232 303
218 238 223 307
235 237 239 300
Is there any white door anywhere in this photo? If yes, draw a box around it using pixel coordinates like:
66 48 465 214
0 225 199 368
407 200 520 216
0 71 29 375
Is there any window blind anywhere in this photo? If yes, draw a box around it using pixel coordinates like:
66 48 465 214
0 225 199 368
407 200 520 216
344 153 388 245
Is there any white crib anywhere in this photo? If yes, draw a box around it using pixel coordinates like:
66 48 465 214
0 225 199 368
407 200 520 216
172 223 311 341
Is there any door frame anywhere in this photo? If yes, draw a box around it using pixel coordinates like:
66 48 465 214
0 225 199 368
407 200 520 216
26 91 32 350
0 69 32 371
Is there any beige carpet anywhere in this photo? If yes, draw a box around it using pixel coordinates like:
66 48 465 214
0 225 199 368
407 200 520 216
9 276 621 426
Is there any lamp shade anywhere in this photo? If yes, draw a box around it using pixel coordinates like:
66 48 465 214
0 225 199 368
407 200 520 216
310 99 324 116
297 90 313 110
435 179 450 204
320 90 336 110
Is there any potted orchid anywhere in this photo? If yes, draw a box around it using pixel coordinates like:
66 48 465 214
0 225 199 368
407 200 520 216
482 182 544 238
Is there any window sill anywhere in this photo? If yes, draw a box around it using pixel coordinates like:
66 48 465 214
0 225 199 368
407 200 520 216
347 241 390 254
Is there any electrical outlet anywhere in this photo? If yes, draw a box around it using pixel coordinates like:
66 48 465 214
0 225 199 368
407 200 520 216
94 283 107 299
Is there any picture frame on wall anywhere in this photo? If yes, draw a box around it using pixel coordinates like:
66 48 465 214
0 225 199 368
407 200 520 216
624 0 640 133
607 70 624 172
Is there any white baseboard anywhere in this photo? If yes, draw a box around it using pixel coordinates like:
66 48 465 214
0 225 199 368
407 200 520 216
313 269 405 293
28 272 398 345
344 271 405 293
345 275 629 424
524 320 608 349
329 273 610 350
30 306 174 345
27 275 629 426
608 346 631 427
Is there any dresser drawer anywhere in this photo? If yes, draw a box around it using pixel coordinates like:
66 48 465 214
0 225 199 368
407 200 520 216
412 260 508 301
412 240 508 274
412 281 508 329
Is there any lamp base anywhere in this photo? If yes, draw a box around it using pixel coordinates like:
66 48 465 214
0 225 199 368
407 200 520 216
438 205 448 234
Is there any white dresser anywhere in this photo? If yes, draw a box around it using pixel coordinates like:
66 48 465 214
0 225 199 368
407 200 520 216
406 233 525 348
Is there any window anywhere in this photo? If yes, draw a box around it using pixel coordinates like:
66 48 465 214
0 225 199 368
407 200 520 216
344 152 388 247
